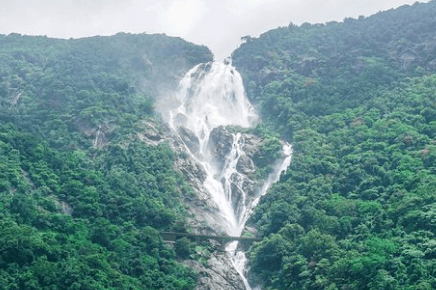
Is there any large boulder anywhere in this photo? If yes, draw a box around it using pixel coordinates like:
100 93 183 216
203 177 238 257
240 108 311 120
178 126 201 155
206 126 234 172
236 154 255 175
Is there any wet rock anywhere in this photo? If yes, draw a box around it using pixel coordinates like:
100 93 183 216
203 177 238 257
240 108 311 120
171 137 228 236
185 251 245 290
236 154 255 175
174 113 188 128
175 150 207 183
241 177 256 198
240 133 262 161
207 126 234 172
230 180 244 219
229 173 257 221
160 123 266 289
178 126 200 154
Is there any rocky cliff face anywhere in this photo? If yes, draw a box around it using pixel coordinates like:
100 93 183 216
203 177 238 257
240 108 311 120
206 126 263 222
185 250 245 290
173 125 265 236
137 121 265 290
173 125 268 290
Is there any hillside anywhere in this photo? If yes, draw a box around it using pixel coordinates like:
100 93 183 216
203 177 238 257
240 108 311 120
232 1 436 289
0 33 212 289
2 1 436 289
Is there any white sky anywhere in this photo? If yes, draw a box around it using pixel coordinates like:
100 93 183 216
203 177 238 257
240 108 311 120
0 0 431 60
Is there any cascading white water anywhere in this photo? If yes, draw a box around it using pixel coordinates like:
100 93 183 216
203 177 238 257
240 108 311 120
169 62 258 236
227 143 292 290
168 61 292 289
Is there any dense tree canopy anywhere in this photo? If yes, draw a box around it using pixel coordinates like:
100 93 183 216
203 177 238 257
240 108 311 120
233 1 436 289
2 1 436 289
0 33 212 290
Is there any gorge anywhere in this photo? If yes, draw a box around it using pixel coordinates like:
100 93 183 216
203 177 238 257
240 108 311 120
164 61 292 289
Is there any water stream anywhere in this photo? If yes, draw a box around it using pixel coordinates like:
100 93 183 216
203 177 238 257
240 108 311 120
167 62 292 289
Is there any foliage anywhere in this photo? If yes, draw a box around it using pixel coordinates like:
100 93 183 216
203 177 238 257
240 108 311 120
0 33 213 289
174 237 196 259
233 2 436 289
233 1 436 118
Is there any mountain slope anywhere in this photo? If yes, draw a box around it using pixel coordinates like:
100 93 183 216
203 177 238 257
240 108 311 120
0 33 212 290
232 1 436 289
233 1 436 118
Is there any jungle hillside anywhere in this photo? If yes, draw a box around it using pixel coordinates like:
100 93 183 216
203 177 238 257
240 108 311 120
232 1 436 289
1 1 436 289
0 32 212 289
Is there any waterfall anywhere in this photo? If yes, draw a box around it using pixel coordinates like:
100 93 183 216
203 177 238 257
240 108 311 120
168 62 258 236
227 143 292 289
168 62 292 289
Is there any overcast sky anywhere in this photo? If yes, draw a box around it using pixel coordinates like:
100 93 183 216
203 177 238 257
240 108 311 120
0 0 431 60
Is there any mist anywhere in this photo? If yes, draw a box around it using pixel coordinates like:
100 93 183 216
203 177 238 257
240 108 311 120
0 0 431 60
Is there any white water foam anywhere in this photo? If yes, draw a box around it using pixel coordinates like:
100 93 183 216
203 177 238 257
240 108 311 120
168 61 292 289
169 62 257 236
228 143 292 290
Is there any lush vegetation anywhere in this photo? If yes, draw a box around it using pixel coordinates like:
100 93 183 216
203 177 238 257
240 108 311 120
233 1 436 289
3 1 436 289
0 33 212 289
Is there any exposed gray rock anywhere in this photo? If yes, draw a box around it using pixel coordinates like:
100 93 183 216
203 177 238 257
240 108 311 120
240 134 262 163
236 154 255 175
229 173 257 221
230 180 244 218
207 127 263 172
177 153 207 183
241 177 256 198
178 126 201 155
174 113 188 128
185 250 245 290
74 118 110 148
93 124 109 149
137 120 166 146
136 120 266 289
170 137 228 236
140 120 162 141
207 126 234 172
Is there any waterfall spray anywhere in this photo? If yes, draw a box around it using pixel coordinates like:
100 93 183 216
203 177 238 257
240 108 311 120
169 62 258 236
168 62 292 289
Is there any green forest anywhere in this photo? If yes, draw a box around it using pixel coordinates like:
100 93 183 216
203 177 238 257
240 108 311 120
1 1 436 289
0 33 212 289
232 1 436 289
